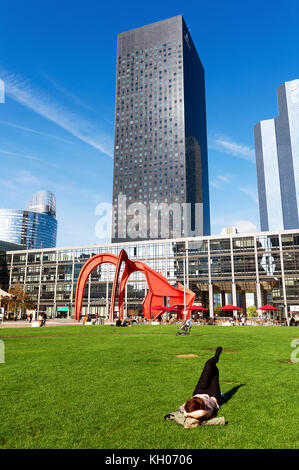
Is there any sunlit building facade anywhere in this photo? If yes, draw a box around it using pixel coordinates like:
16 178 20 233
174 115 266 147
254 79 299 231
1 229 299 320
0 191 57 249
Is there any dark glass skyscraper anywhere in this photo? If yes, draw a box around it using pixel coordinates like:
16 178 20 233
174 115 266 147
112 15 210 242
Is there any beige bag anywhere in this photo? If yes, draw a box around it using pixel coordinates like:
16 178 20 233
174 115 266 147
165 409 226 428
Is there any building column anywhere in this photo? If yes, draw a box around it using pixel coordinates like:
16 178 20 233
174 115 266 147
9 253 13 287
254 234 262 318
106 282 109 320
70 255 75 319
232 283 237 317
186 242 189 289
279 234 289 325
209 284 214 318
256 282 262 309
207 239 213 318
241 291 246 314
37 252 43 320
87 277 91 315
232 283 237 305
125 284 128 318
221 291 226 307
54 261 58 319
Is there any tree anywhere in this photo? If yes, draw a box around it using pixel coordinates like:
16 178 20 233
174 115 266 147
214 303 221 317
8 283 36 317
247 306 257 318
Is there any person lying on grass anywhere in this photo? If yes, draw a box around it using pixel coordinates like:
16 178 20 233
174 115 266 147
165 347 225 428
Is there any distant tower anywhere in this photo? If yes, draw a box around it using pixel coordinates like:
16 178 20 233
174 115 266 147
254 79 299 231
112 15 210 242
27 190 56 217
0 190 57 249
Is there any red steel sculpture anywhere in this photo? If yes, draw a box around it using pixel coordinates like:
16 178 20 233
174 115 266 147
75 249 195 322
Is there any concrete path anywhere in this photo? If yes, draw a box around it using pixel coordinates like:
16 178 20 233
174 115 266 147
0 319 78 328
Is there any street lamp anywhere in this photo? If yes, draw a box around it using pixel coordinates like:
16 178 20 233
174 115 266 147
183 255 186 311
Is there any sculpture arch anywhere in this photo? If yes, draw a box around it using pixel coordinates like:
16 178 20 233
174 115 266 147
75 249 195 322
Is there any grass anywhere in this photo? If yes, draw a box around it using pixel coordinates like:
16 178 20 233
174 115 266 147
0 324 298 449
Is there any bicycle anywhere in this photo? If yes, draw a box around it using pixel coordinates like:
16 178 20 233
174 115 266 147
176 325 191 336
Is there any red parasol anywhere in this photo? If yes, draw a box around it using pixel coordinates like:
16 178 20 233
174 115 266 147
151 305 178 311
188 305 209 311
151 305 179 320
218 305 243 311
258 304 279 311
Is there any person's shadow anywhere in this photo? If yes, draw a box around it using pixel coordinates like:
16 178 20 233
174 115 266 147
222 384 245 404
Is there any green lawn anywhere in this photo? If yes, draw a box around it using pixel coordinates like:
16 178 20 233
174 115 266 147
0 324 298 449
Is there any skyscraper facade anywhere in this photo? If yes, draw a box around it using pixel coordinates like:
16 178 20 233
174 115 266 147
254 79 299 231
112 15 210 242
0 190 57 249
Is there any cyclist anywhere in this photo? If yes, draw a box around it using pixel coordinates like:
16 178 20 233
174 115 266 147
177 316 191 335
185 317 191 332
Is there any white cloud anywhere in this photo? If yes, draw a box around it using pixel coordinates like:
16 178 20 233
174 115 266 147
234 220 258 233
1 68 114 157
209 135 255 163
212 211 259 235
218 174 232 183
239 186 259 204
210 173 232 188
14 170 40 185
0 178 15 189
0 170 42 190
0 119 74 144
0 148 48 164
43 74 96 113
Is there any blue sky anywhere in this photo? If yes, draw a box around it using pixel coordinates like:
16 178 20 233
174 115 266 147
0 0 298 246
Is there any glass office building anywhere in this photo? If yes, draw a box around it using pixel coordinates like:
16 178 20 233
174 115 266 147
112 15 210 242
0 240 23 251
1 229 299 320
0 191 57 249
254 79 299 231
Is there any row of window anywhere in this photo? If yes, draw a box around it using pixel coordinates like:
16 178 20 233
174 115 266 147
8 252 299 282
7 236 299 265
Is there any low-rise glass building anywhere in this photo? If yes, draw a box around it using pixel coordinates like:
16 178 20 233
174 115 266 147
1 229 299 320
